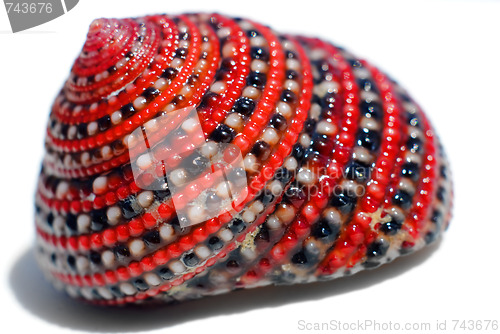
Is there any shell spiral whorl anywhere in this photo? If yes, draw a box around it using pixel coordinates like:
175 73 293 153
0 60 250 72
35 13 452 305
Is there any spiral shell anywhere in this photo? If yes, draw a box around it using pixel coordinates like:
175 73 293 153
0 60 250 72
35 13 452 305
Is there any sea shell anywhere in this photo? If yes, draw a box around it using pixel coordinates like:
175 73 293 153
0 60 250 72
34 13 453 305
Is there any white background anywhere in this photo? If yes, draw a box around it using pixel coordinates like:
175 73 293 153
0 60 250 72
1 0 499 333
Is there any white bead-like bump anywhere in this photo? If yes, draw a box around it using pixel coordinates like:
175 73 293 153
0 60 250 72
76 256 89 273
188 204 207 223
316 120 337 136
261 127 279 145
266 215 282 230
97 287 113 300
154 78 168 90
120 282 136 296
219 228 233 242
133 96 147 110
129 239 145 257
159 223 175 241
77 214 91 233
144 273 161 286
242 210 255 223
242 86 260 99
195 245 211 260
277 102 292 118
137 191 154 208
169 168 188 186
251 60 268 73
181 117 199 133
216 181 232 199
137 153 153 170
225 113 243 129
101 250 115 267
211 81 226 94
200 141 218 158
250 36 266 47
297 167 316 185
106 206 122 225
283 157 298 171
169 260 186 274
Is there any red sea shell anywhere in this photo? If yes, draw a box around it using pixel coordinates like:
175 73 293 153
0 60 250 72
35 13 452 305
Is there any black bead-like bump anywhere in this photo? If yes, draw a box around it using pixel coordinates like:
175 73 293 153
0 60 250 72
291 250 308 265
142 87 160 101
89 251 101 265
380 219 403 236
246 72 267 89
230 218 246 234
345 161 371 183
258 189 275 206
255 224 270 243
330 191 357 213
120 103 136 119
183 253 199 267
158 267 174 280
437 186 446 202
401 162 420 181
357 129 380 152
431 210 442 225
311 219 338 239
90 209 107 232
348 59 363 68
247 29 261 38
120 197 143 220
46 212 54 227
209 124 235 143
161 67 178 80
66 213 78 232
406 136 422 153
408 114 420 127
174 47 188 59
304 119 316 135
270 114 287 131
67 255 76 270
250 46 269 61
133 279 149 291
76 123 88 139
424 231 437 244
143 230 161 246
251 141 271 160
291 143 306 161
366 239 389 258
275 168 292 185
356 78 379 94
113 244 130 259
281 89 297 103
359 100 383 120
286 70 298 80
110 286 125 298
207 236 224 250
392 190 413 210
321 92 336 110
233 97 256 116
284 182 306 207
220 58 235 71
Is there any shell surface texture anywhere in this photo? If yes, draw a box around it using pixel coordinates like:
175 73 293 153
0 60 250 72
35 13 453 305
